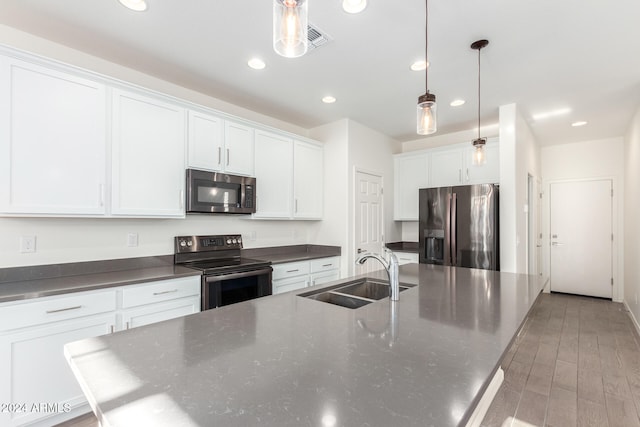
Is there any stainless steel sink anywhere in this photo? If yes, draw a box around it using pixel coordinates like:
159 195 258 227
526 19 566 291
299 278 415 309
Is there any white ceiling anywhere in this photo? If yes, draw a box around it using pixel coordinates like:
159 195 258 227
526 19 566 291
1 0 639 145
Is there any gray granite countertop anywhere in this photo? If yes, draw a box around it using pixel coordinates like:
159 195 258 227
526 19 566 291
243 244 341 264
65 264 543 427
0 245 340 303
0 264 201 303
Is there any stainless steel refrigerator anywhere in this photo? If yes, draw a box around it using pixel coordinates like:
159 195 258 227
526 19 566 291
418 184 499 271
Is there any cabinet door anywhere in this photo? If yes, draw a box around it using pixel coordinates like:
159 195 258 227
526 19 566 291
463 141 500 184
0 313 116 427
121 296 200 330
253 130 293 218
394 153 429 220
273 275 309 295
111 89 186 217
293 141 323 219
224 120 255 176
429 149 463 187
0 57 107 215
310 270 340 287
187 110 224 171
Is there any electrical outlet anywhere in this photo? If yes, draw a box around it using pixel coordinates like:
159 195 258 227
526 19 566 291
20 236 36 253
127 233 138 247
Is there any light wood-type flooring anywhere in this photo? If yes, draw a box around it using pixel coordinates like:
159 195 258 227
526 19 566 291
58 292 640 427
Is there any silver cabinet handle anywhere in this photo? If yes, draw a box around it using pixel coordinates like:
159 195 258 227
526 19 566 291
226 148 230 166
466 168 469 182
46 305 82 314
286 269 299 273
153 289 178 295
217 147 222 165
322 264 333 267
99 184 105 207
551 242 565 246
126 321 130 330
459 169 462 182
110 325 115 334
295 199 298 213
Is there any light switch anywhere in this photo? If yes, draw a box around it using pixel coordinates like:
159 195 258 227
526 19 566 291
20 236 36 253
127 233 138 247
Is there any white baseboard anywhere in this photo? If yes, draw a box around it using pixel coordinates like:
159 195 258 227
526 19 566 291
624 300 640 338
466 367 504 427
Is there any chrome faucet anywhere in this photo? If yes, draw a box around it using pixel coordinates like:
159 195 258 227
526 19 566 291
355 248 400 301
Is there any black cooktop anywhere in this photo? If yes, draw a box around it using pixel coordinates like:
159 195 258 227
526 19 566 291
182 257 271 275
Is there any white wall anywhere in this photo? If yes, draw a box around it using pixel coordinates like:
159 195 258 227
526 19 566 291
310 119 401 276
624 106 640 328
541 137 625 302
309 120 350 276
402 125 499 152
499 104 541 274
0 25 328 268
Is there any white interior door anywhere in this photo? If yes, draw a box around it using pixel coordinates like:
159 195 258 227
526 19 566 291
549 180 612 298
354 171 384 275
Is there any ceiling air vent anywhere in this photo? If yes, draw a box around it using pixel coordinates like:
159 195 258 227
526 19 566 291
307 23 331 52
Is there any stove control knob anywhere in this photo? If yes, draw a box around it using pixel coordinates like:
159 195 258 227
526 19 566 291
180 240 186 247
187 241 193 247
226 239 232 245
232 238 237 244
237 237 242 244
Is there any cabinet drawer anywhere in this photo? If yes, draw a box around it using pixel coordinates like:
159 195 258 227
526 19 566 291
271 261 310 280
122 276 201 309
0 290 117 332
310 256 340 273
393 252 419 265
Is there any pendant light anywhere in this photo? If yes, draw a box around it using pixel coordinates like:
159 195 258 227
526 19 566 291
273 0 308 58
416 0 436 135
471 39 489 165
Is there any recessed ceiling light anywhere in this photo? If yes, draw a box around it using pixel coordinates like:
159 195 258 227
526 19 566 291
571 121 588 127
531 107 571 121
247 58 266 70
118 0 147 11
410 60 429 71
342 0 367 13
322 96 336 104
450 99 465 107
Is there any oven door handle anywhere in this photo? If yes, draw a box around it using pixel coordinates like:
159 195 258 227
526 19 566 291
204 267 273 283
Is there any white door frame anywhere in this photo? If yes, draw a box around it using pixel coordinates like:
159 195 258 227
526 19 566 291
543 176 621 302
351 167 385 276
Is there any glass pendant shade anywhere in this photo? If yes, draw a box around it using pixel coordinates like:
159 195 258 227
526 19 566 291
417 93 437 135
273 0 308 58
472 138 486 165
343 0 367 13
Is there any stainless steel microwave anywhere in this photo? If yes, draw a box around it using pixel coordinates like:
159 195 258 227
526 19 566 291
186 169 256 214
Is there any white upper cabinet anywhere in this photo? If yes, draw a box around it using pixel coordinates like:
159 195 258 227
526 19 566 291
111 89 186 217
187 110 224 171
224 120 255 176
0 57 107 215
430 149 464 187
253 130 323 220
253 130 293 218
293 140 323 219
429 139 500 188
394 153 429 220
187 112 255 176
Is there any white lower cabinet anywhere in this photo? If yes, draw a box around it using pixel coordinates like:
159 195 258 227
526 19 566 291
0 275 201 426
272 257 340 294
392 251 419 265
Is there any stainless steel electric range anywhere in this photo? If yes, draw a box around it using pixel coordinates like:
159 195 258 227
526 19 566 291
174 235 273 310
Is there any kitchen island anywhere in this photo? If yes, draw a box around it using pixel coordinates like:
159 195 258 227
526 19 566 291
64 263 543 427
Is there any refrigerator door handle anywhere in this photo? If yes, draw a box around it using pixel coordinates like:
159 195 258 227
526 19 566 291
445 193 452 265
451 193 457 265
